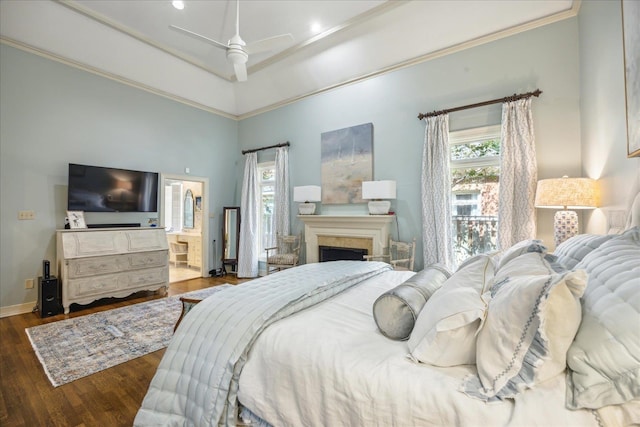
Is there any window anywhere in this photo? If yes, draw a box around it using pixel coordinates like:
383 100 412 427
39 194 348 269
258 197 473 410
164 181 183 232
258 162 275 254
449 125 500 266
452 193 480 216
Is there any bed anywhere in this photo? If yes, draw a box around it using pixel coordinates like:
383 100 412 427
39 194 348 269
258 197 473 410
135 205 640 426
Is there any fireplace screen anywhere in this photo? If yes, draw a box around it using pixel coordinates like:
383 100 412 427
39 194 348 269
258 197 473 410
319 245 368 262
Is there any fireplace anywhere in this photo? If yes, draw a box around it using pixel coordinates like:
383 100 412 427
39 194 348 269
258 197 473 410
319 245 368 262
298 215 394 264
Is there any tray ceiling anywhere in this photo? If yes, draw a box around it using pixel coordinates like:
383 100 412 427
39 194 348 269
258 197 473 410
0 0 576 118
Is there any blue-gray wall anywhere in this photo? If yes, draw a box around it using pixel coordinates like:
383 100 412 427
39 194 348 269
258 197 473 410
0 44 239 311
239 17 583 265
579 0 640 233
3 6 635 314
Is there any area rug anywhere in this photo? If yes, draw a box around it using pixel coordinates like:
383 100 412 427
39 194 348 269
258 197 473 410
25 285 230 387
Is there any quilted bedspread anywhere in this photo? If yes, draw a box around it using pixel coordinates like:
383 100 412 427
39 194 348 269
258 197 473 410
134 261 392 426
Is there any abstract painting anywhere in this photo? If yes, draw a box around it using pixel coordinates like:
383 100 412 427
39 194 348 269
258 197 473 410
321 123 373 204
622 0 639 157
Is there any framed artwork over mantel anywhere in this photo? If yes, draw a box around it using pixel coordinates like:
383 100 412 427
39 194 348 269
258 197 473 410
321 123 373 204
622 0 639 157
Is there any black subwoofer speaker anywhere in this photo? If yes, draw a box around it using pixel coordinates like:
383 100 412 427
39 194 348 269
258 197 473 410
38 276 62 318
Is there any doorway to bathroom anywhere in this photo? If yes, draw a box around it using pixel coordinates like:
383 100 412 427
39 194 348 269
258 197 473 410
160 173 209 284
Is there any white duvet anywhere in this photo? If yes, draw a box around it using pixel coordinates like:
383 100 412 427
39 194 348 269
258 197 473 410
238 270 601 427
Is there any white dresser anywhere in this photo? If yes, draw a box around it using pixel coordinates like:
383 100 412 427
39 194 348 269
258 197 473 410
56 227 169 314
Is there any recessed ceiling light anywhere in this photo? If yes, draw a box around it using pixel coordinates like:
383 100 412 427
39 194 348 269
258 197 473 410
310 22 322 34
172 1 185 10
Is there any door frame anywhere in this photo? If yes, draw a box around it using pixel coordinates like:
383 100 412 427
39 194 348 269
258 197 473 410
159 173 209 278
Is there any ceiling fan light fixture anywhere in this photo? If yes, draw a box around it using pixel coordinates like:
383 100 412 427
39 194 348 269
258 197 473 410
226 48 248 65
227 48 248 81
168 0 290 82
171 1 184 10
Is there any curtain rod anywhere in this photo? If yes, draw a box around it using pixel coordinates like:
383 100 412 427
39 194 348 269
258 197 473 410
242 141 290 155
417 89 542 120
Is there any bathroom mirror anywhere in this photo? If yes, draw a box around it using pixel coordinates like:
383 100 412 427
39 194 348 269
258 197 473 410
183 189 194 229
222 206 240 273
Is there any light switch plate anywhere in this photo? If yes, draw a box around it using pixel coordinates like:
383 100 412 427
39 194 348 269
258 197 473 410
18 210 35 220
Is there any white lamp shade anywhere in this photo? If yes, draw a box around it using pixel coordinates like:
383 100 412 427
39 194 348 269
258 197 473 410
362 180 397 200
535 176 599 209
535 176 599 246
293 185 321 202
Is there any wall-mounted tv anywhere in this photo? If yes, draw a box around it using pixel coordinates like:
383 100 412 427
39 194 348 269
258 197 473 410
68 163 159 212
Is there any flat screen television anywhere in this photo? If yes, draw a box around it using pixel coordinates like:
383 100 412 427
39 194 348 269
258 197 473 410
68 163 159 212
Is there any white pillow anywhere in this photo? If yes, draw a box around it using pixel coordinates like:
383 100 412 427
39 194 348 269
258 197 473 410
407 254 494 367
566 227 640 409
497 239 547 270
553 233 615 270
463 252 587 402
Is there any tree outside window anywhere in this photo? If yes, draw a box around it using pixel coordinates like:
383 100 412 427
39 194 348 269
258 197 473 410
449 126 500 266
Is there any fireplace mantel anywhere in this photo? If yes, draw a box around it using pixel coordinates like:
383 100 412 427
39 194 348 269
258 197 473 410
298 215 394 263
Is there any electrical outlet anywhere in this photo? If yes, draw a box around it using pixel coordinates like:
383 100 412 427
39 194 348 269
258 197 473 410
18 210 35 220
25 278 34 289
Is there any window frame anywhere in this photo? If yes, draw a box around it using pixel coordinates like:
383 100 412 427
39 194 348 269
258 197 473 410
449 125 501 165
163 181 183 232
449 125 501 266
449 124 501 199
257 161 275 255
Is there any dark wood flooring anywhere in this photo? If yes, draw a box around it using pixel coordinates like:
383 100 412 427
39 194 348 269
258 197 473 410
0 275 247 427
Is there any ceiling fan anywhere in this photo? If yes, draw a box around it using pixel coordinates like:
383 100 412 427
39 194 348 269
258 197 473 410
169 0 293 82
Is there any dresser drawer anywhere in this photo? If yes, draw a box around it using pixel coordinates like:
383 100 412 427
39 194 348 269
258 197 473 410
126 266 169 287
126 250 168 269
66 275 120 298
67 255 121 278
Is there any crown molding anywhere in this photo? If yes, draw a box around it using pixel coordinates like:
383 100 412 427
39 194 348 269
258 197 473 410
245 1 410 78
57 0 232 81
237 2 580 120
58 0 409 84
1 36 238 120
3 1 579 121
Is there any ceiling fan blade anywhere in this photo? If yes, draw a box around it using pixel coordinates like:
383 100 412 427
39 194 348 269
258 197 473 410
233 62 248 82
169 25 228 51
245 33 293 55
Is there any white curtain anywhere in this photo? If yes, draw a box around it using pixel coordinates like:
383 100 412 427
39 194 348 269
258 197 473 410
272 146 290 243
238 153 260 278
421 114 454 271
498 97 537 249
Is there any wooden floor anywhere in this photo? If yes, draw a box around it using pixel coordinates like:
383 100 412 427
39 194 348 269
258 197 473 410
0 275 247 427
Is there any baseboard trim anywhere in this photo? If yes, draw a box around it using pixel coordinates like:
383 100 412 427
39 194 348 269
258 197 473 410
0 301 36 318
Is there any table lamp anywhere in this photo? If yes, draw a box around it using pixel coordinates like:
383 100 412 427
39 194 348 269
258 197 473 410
362 180 396 215
534 176 599 246
293 185 321 215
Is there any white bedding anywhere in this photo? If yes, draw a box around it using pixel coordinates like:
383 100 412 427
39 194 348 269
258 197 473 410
238 270 600 426
135 261 391 426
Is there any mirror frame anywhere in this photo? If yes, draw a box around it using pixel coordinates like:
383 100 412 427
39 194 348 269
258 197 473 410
222 206 240 265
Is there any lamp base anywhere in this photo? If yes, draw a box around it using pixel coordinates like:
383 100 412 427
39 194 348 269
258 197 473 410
554 210 578 247
367 200 391 215
298 202 317 215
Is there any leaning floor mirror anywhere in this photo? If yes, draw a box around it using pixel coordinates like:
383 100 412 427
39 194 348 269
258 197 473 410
222 206 240 274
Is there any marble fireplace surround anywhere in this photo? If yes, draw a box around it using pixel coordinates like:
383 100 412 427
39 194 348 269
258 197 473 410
298 215 394 263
